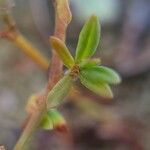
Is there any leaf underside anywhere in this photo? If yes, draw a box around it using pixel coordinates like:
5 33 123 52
46 75 73 109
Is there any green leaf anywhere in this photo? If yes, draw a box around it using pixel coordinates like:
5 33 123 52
79 58 101 69
79 74 113 98
40 109 66 130
48 109 66 129
75 15 100 62
46 75 73 109
40 112 53 130
50 36 74 68
81 66 121 84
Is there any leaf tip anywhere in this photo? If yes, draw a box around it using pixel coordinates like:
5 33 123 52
117 75 122 84
106 90 114 99
90 14 100 25
100 84 114 99
112 71 122 84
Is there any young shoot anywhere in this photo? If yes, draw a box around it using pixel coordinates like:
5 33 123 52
47 15 121 113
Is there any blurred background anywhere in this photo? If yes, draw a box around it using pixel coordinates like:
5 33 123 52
0 0 150 149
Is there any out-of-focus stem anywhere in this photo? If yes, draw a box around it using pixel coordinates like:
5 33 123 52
13 106 46 150
11 34 49 70
1 13 49 70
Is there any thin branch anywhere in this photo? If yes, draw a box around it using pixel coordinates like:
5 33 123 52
0 14 49 70
11 34 49 70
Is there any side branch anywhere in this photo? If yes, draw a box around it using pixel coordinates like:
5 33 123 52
0 14 49 70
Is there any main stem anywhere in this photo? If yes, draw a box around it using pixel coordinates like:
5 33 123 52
13 0 72 149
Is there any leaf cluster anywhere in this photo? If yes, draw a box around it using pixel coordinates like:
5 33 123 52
41 15 121 130
49 15 121 100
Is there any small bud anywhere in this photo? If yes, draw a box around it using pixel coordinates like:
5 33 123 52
26 94 43 114
40 109 67 133
48 109 67 133
40 112 53 130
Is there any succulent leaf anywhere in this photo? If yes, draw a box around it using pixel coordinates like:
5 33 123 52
80 74 113 98
75 15 100 62
50 36 74 68
81 66 121 84
46 75 73 109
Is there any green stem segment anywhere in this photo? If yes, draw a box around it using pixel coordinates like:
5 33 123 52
14 74 72 150
13 108 46 150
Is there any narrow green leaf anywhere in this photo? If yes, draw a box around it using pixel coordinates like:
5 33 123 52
81 66 121 84
46 75 73 109
79 58 101 69
79 74 113 98
50 36 74 68
39 112 53 130
75 15 100 62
